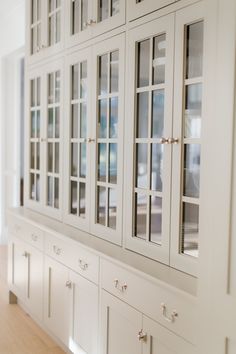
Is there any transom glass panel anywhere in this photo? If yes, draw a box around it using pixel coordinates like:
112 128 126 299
96 50 119 230
31 0 42 54
98 0 120 22
181 21 204 258
48 0 61 46
133 34 166 245
69 61 88 218
30 77 41 202
46 70 61 209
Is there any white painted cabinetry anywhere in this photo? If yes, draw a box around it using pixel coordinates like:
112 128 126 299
127 0 176 21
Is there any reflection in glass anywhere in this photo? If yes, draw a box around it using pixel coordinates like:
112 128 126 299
153 34 166 85
32 0 37 23
109 143 117 184
47 176 53 206
186 21 204 79
138 39 150 88
134 193 147 240
184 144 201 198
137 92 149 138
79 183 86 218
110 97 118 138
56 11 61 43
98 143 107 182
72 104 78 138
36 143 40 170
48 108 54 138
81 0 88 31
97 186 106 225
37 111 40 137
71 181 77 215
54 177 59 209
55 107 60 138
37 78 40 106
48 143 53 172
152 90 164 138
72 64 79 100
80 61 87 99
31 143 35 169
150 196 162 245
99 0 109 22
30 174 35 199
55 143 59 173
111 0 119 16
108 188 117 229
31 80 36 106
31 111 36 138
49 15 55 46
80 103 87 138
136 143 148 189
80 143 86 178
182 202 199 257
55 71 60 103
151 144 163 192
72 0 80 34
99 54 108 95
36 174 40 201
48 73 54 104
185 84 202 139
71 143 78 177
99 99 107 138
110 51 119 93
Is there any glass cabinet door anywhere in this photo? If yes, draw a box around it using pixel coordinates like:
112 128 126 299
93 0 125 35
28 76 42 205
127 0 175 22
30 0 43 55
64 48 91 231
91 34 125 245
125 15 174 264
47 0 62 47
170 2 205 275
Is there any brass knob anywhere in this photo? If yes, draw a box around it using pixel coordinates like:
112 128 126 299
160 137 168 144
138 330 147 341
87 138 95 143
66 281 72 289
22 252 28 258
167 138 179 144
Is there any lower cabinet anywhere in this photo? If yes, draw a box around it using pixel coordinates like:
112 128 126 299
101 290 196 354
9 236 43 321
44 256 99 354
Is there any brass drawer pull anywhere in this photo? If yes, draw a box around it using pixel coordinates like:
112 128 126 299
138 330 147 341
79 259 88 271
114 279 127 293
53 245 62 256
160 303 178 323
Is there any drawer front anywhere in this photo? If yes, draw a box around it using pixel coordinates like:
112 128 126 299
8 216 44 251
45 233 99 284
101 259 197 344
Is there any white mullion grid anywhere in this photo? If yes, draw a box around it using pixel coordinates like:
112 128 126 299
31 20 41 29
71 98 86 105
135 187 162 199
105 52 111 227
184 77 203 86
47 172 60 178
136 83 165 94
98 92 118 100
97 181 118 189
77 63 82 217
48 103 60 109
182 196 200 205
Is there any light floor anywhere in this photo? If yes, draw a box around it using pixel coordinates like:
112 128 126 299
0 246 66 354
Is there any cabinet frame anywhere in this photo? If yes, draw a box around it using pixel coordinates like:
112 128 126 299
127 0 176 22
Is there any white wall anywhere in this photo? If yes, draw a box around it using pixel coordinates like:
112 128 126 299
0 0 25 244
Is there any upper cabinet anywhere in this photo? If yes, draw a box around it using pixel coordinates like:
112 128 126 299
65 0 126 48
127 0 177 22
124 1 205 276
26 0 65 64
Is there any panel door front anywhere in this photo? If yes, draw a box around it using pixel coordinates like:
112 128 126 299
127 0 176 21
68 271 98 354
143 316 196 354
101 290 142 354
90 34 125 245
11 238 29 299
125 14 174 264
44 257 70 347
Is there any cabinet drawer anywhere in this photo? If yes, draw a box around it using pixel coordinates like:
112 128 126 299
101 259 197 344
8 216 44 251
45 233 99 284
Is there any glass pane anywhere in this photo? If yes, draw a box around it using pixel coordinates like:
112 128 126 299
36 143 40 170
55 71 60 103
49 15 55 46
56 11 61 43
37 23 41 49
137 92 149 138
72 0 80 34
182 203 199 257
36 174 40 201
152 90 164 138
97 186 106 225
108 188 117 229
32 0 37 23
153 34 166 85
37 78 41 106
109 143 117 184
80 103 87 138
47 176 53 206
49 0 55 12
110 51 119 93
150 196 162 244
31 80 36 106
135 193 147 240
37 0 41 21
79 183 86 218
71 181 77 215
80 143 86 178
81 0 88 31
54 178 59 209
31 143 35 169
99 54 108 95
48 143 53 172
151 144 163 192
98 143 107 182
184 144 201 198
111 0 119 16
48 73 54 104
30 174 35 199
185 84 202 139
31 27 37 54
48 108 54 138
72 104 78 138
98 99 107 138
31 111 36 138
37 111 40 138
71 143 78 177
80 61 87 99
186 21 204 79
72 64 79 100
136 144 148 189
55 143 59 173
55 107 60 138
138 40 150 88
110 97 118 138
99 0 109 21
